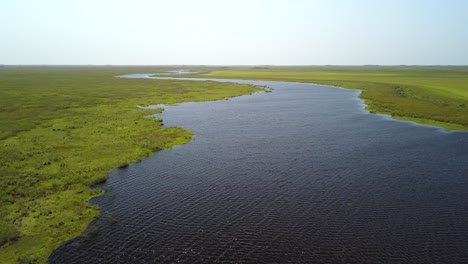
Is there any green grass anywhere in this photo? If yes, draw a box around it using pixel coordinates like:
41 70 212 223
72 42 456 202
0 66 261 263
195 66 468 130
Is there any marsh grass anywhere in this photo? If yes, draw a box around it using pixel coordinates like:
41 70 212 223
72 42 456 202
0 66 261 263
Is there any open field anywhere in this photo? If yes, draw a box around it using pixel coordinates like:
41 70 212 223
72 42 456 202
0 66 261 263
196 66 468 130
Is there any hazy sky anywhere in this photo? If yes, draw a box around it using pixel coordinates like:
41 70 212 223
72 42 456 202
1 0 468 65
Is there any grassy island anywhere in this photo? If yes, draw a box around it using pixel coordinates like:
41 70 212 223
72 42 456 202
195 66 468 131
0 66 261 263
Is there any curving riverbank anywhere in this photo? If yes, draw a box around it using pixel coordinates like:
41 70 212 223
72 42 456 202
0 67 262 263
191 67 468 131
49 76 468 263
3 66 466 263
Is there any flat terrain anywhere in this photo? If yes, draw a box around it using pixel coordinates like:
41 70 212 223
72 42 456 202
197 66 468 130
0 66 261 263
1 65 467 263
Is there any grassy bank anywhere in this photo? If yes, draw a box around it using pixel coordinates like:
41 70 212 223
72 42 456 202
0 66 261 263
196 66 468 130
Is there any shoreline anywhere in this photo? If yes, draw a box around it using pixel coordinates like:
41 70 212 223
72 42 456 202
176 71 468 132
48 74 468 263
0 68 263 264
146 74 467 132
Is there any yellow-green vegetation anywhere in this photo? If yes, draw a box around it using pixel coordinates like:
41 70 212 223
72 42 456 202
197 66 468 130
0 66 261 263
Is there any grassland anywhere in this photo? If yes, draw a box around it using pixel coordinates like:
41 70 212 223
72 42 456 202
0 66 261 263
195 66 468 130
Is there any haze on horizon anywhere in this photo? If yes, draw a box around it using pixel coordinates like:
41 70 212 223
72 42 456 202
1 0 468 66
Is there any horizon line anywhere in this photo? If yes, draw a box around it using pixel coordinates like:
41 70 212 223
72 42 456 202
2 64 468 67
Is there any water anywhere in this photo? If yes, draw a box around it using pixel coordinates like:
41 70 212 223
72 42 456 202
50 76 468 263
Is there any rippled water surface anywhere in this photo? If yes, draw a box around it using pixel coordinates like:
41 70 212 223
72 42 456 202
50 77 468 263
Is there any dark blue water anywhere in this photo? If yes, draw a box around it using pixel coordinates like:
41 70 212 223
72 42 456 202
50 77 468 264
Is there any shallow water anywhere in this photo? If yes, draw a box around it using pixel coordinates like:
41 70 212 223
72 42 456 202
50 76 468 263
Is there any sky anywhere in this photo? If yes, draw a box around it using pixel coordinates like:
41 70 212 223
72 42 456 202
1 0 468 65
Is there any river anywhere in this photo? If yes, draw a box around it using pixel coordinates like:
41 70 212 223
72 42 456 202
49 75 468 263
